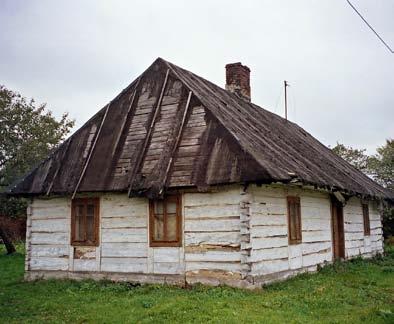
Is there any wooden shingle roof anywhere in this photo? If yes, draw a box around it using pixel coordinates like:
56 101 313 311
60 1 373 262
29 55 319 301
8 58 393 199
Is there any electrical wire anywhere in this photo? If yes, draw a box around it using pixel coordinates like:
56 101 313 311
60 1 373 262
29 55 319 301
346 0 393 53
274 87 283 115
290 87 297 123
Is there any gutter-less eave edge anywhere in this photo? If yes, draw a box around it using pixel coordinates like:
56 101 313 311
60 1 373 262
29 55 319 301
5 177 393 202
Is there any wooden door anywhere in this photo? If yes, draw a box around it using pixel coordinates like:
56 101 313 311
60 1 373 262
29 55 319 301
331 199 345 259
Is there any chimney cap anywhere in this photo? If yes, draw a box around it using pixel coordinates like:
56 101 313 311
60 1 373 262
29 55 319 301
225 62 250 72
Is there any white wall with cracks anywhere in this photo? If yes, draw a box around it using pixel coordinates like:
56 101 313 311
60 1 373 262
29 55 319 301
25 184 384 288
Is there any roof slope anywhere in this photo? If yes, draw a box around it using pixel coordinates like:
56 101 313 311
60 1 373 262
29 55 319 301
8 58 393 199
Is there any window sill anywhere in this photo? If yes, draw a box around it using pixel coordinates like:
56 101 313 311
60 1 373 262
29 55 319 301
150 241 182 247
71 242 99 247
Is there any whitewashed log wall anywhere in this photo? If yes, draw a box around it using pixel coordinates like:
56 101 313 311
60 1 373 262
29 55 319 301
249 186 333 282
25 184 384 287
248 185 383 283
27 194 184 276
28 198 71 271
183 187 244 286
343 197 384 258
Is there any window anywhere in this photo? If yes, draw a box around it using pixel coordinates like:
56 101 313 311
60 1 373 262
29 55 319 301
362 203 370 236
149 195 182 247
71 198 99 246
287 196 302 245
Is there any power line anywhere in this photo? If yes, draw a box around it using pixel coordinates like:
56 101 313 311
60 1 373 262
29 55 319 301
290 86 297 123
274 86 283 114
346 0 393 53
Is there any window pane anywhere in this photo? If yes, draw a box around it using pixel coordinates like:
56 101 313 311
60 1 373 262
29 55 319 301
154 201 164 214
296 205 301 240
75 205 84 241
87 204 94 217
87 216 94 241
167 213 177 241
363 204 370 235
167 200 177 214
154 213 164 240
86 204 95 242
289 203 296 240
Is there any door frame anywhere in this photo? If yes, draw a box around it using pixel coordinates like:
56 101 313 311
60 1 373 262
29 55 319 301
331 197 345 260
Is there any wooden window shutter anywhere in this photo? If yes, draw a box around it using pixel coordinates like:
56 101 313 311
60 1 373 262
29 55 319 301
287 196 302 245
362 203 370 236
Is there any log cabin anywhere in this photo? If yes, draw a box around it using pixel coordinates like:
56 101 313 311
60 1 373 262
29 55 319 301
7 58 393 288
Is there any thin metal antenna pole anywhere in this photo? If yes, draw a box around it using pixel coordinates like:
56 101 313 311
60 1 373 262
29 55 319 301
284 80 288 120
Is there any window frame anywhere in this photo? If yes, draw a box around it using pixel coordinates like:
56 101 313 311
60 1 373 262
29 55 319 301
71 198 100 246
149 195 182 247
287 196 302 245
362 203 370 236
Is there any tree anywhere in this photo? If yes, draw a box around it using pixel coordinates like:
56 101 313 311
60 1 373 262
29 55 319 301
367 140 394 238
331 142 370 173
368 140 394 190
332 140 394 238
0 85 74 253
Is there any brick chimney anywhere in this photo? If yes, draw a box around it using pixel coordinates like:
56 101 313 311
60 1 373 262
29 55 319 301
225 62 251 102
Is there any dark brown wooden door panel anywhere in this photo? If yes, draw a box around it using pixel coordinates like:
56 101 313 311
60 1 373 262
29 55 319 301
331 198 345 259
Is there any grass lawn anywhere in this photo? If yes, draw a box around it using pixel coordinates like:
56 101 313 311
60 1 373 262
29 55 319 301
0 244 393 323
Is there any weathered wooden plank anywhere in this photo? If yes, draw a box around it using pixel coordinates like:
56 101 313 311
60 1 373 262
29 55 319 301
302 241 331 255
344 232 365 241
101 242 148 258
345 239 364 248
185 231 240 246
251 203 286 216
250 214 287 226
31 205 70 219
344 223 364 233
252 236 288 250
153 262 183 274
185 218 240 232
101 257 147 273
31 219 68 233
30 245 69 258
251 225 287 238
185 251 241 262
184 188 241 207
185 261 242 272
101 197 147 218
127 69 170 196
73 259 98 272
32 198 70 208
153 248 181 263
302 230 332 242
30 232 68 245
249 246 288 262
30 257 69 271
370 228 383 236
101 216 147 229
101 228 147 243
184 204 240 219
302 251 331 267
251 258 289 275
302 218 331 231
369 220 382 229
72 101 111 199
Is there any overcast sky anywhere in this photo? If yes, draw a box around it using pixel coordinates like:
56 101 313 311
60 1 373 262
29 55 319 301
1 0 393 153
